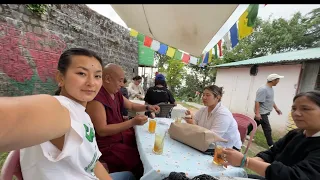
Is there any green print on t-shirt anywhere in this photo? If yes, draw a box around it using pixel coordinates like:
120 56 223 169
83 124 95 142
84 150 98 175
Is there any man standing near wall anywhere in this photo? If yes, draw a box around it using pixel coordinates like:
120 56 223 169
247 74 284 147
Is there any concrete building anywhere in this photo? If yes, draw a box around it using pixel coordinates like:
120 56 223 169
214 47 320 133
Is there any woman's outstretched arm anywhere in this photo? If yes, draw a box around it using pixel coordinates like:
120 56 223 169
0 94 70 152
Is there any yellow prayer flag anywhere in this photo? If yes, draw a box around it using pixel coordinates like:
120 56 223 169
208 49 213 63
166 46 176 58
130 29 138 37
238 10 253 40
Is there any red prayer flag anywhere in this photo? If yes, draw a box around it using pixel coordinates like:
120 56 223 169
217 40 223 57
182 53 190 63
144 36 152 47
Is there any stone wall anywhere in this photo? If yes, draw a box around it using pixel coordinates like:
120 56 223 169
0 4 138 96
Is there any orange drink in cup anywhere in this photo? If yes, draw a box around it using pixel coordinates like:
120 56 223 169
213 145 225 165
153 129 166 155
148 119 156 133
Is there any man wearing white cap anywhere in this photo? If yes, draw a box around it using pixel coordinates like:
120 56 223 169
247 73 284 147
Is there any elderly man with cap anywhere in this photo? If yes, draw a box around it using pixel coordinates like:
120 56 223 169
247 73 284 148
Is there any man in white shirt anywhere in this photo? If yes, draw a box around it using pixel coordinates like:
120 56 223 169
247 74 283 147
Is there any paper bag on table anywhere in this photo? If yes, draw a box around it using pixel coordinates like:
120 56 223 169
168 122 228 152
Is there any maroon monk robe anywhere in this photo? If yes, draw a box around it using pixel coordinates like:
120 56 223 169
93 87 143 178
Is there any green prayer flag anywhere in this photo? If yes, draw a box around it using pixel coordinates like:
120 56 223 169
247 4 259 27
138 41 154 66
137 33 145 42
214 45 218 59
174 50 182 60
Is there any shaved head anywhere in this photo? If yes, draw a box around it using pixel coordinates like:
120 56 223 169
103 63 124 77
102 63 125 94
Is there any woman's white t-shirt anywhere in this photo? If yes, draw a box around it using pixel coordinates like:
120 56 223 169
194 102 242 149
20 96 102 180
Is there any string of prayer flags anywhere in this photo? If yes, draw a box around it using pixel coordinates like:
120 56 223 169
182 53 190 63
217 40 223 57
166 46 176 58
230 23 239 48
144 36 153 47
247 4 259 27
130 29 138 37
130 28 201 66
189 56 198 65
151 40 160 51
158 43 168 55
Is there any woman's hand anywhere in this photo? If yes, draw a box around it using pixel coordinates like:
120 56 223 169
222 148 244 167
185 110 192 116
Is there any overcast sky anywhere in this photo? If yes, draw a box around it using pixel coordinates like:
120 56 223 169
86 4 320 53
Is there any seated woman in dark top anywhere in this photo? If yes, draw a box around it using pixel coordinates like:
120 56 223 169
144 74 176 105
222 91 320 180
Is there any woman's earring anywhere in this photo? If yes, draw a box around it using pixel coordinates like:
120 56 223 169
58 82 62 87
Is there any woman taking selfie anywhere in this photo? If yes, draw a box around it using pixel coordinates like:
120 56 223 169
0 48 134 180
222 91 320 180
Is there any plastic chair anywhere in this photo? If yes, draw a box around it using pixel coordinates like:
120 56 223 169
232 113 257 154
156 103 176 118
0 150 23 180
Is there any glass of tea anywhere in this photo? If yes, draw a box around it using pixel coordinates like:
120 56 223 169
213 143 225 165
153 128 166 155
148 119 157 133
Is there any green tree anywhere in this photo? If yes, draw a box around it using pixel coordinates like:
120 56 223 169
303 7 320 46
222 10 320 63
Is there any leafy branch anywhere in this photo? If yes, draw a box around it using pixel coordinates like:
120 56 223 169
26 4 48 16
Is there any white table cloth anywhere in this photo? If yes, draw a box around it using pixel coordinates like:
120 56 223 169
134 118 248 180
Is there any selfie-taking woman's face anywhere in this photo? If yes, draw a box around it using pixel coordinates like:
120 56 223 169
59 55 102 105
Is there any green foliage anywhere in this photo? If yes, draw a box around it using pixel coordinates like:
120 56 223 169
178 61 217 101
222 9 320 64
156 8 320 102
26 4 48 16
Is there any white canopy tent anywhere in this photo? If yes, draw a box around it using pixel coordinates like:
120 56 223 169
111 4 239 57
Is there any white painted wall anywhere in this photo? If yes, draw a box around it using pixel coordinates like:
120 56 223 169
215 64 302 132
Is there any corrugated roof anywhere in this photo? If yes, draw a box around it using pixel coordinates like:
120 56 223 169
214 47 320 68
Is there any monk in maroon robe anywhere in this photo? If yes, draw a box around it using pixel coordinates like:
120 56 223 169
86 63 160 178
